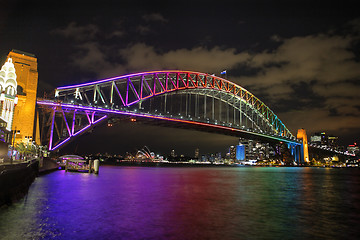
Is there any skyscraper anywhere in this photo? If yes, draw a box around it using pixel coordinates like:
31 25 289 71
320 132 328 146
170 149 176 158
194 147 199 159
328 136 338 149
229 146 236 160
236 144 245 161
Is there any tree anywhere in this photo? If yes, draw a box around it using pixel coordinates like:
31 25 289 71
15 142 37 159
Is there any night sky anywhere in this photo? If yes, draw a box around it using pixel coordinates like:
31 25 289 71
1 0 359 156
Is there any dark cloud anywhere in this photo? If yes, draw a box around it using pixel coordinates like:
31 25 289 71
108 30 125 39
51 22 99 41
229 28 360 139
142 13 168 23
136 25 152 35
67 41 251 78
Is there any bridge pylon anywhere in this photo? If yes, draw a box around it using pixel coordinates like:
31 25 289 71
297 128 310 164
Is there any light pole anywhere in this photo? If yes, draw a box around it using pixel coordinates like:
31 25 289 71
11 128 20 164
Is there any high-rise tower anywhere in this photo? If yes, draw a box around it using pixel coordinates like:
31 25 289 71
194 147 199 159
7 50 38 144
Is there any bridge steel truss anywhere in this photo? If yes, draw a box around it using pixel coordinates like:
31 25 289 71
37 70 302 161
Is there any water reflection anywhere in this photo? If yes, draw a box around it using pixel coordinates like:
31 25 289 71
0 167 359 239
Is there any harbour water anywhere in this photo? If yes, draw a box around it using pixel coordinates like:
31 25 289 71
1 166 359 239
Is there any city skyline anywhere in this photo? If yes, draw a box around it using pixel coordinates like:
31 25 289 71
1 0 359 154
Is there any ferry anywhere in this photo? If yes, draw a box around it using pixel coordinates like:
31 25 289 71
58 155 85 169
58 155 99 174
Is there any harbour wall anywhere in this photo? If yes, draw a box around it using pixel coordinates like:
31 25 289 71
0 160 39 207
0 158 59 207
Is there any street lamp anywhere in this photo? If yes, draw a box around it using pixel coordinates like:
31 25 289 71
11 128 20 164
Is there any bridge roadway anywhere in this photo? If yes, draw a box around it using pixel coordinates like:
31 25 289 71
37 99 301 145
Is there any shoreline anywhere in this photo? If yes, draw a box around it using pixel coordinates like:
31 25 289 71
0 158 59 207
99 161 349 168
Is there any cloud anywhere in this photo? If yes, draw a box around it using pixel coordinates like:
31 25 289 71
70 42 251 79
234 32 360 136
118 43 250 74
136 13 168 35
279 107 360 136
108 30 125 38
242 34 360 87
71 42 109 74
142 13 168 23
313 82 360 99
237 34 360 99
348 18 360 34
52 22 99 41
136 25 151 35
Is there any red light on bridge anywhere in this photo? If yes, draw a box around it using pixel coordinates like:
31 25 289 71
130 118 136 122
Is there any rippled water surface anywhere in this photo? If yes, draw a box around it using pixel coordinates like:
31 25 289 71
1 166 359 239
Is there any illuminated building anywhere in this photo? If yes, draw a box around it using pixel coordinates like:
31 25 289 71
310 132 329 146
6 50 38 144
229 145 236 160
238 138 256 160
0 58 18 134
237 138 271 161
328 136 338 149
347 143 359 155
194 147 199 159
136 146 153 161
170 149 176 158
236 144 245 161
311 132 339 149
297 128 309 163
320 132 328 146
310 134 321 145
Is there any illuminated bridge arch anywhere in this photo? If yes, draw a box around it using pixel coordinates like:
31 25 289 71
37 70 298 151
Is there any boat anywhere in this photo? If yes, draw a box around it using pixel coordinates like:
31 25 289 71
58 155 99 174
58 155 85 169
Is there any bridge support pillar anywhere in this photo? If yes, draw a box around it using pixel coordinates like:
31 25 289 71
288 143 301 164
297 128 309 164
295 144 302 164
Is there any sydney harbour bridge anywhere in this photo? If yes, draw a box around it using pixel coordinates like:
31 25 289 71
36 70 312 162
